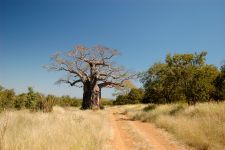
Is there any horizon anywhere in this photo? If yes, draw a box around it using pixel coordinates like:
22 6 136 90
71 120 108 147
1 0 225 98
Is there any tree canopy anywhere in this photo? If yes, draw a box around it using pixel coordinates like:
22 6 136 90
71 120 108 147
140 51 219 104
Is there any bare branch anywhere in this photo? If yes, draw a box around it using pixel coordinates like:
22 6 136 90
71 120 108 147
56 78 83 87
45 45 135 89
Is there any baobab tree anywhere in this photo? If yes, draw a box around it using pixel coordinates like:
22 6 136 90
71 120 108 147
45 45 134 109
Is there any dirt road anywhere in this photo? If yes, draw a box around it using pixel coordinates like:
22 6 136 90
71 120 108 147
109 108 186 150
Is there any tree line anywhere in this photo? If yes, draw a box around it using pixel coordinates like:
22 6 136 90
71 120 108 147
0 86 82 112
114 51 225 105
1 51 224 110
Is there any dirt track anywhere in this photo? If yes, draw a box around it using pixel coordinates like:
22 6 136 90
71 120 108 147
109 108 186 150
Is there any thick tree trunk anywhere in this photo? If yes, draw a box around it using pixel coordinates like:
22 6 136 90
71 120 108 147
82 82 100 109
82 85 92 109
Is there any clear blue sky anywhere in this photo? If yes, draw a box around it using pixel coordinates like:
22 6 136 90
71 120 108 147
0 0 225 99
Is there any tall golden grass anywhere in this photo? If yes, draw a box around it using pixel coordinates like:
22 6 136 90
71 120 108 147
0 106 112 150
125 102 225 150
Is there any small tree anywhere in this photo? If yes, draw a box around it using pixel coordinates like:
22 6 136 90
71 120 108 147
127 88 144 104
0 88 15 110
25 87 37 109
45 45 134 109
113 88 144 105
113 95 129 105
112 80 137 96
14 93 27 110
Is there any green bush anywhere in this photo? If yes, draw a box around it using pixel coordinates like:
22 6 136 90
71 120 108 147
127 88 144 104
113 88 144 105
14 93 26 110
0 88 15 111
113 95 129 105
0 86 82 113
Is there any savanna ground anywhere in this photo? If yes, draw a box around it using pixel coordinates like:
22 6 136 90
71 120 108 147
0 102 225 150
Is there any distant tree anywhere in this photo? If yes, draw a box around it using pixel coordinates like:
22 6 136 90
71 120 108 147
0 85 82 112
0 88 15 110
25 87 36 109
14 93 27 109
127 88 144 104
113 88 144 105
112 80 137 97
113 95 129 105
25 87 45 111
45 45 134 109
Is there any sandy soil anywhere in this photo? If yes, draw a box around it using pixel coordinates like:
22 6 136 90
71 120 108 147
109 107 186 150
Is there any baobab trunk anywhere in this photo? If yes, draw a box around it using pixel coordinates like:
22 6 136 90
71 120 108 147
92 84 100 107
82 82 100 109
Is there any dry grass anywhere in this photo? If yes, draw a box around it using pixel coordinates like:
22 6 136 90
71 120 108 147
124 102 225 150
0 106 112 150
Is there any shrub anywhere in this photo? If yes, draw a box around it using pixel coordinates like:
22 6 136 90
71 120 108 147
0 86 82 113
113 88 144 105
113 95 129 105
127 88 144 104
14 94 26 110
25 87 38 110
0 89 15 111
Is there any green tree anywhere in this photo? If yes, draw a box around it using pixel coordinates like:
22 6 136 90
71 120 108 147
113 80 137 96
25 87 36 109
113 88 144 105
141 63 183 103
0 88 15 110
185 65 218 104
113 95 129 105
213 63 225 100
25 87 44 110
14 93 27 109
127 88 144 104
141 51 219 104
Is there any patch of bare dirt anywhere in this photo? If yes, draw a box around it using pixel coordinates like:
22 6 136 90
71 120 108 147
109 108 186 150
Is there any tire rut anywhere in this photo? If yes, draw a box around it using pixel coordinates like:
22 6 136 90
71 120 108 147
109 108 186 150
